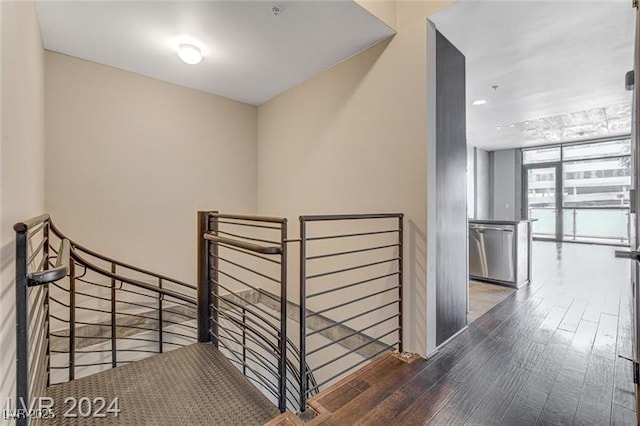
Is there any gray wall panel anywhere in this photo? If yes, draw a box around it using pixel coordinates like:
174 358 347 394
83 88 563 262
435 30 468 346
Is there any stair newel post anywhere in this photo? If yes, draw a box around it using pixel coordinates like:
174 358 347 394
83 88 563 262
69 260 76 381
158 278 163 353
398 214 404 354
278 218 288 413
14 223 29 424
299 217 307 412
43 221 51 388
111 263 117 368
198 211 217 345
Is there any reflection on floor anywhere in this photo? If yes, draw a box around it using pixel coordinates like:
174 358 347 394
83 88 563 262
468 280 515 323
302 241 638 425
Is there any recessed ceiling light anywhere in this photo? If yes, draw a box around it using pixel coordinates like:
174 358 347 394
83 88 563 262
472 99 487 106
178 44 202 65
496 126 502 130
509 123 515 128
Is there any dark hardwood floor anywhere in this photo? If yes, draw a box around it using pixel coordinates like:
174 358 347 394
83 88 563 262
306 241 638 425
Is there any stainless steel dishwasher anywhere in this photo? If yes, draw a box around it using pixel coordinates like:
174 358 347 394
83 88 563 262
469 220 531 287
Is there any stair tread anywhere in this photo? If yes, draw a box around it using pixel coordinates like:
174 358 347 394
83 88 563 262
46 342 279 425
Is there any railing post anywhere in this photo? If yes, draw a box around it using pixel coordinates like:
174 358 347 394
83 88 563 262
158 278 163 353
197 211 213 343
111 263 117 368
278 219 288 413
572 209 577 240
397 215 404 353
43 222 51 388
299 217 307 412
14 224 29 425
69 261 76 381
242 307 247 376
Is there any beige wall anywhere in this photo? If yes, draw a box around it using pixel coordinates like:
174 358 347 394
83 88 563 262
0 0 46 418
257 1 450 357
45 52 258 284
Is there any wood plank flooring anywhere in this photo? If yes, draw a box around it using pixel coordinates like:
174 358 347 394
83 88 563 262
304 242 637 425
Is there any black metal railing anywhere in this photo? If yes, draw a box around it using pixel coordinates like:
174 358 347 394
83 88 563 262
14 214 70 423
15 215 198 425
198 211 317 413
16 211 403 420
298 214 404 411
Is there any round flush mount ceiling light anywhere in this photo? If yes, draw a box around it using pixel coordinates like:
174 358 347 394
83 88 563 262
472 99 487 106
178 44 202 65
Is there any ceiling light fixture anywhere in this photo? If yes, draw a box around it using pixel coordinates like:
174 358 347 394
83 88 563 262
496 126 502 130
178 44 202 65
472 99 487 106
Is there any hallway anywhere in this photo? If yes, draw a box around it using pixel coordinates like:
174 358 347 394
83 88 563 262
307 241 637 425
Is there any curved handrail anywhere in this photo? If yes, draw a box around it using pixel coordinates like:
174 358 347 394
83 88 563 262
49 221 195 291
71 248 196 305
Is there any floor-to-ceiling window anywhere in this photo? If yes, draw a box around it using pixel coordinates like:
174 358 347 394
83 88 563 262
523 137 631 245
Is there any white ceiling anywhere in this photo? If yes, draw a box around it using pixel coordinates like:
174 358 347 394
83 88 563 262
36 1 395 105
430 1 635 151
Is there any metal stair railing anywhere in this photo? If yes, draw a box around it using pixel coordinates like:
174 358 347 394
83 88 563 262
298 213 404 412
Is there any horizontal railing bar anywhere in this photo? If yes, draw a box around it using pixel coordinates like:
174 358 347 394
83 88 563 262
307 342 398 393
212 282 280 322
214 325 280 374
49 314 69 323
51 282 70 293
214 295 280 335
306 257 400 280
210 313 278 353
217 343 279 379
212 322 278 360
14 214 50 232
300 213 403 222
205 233 281 254
208 212 286 224
73 305 157 322
307 286 400 318
71 250 196 305
49 221 195 291
211 303 279 341
73 361 116 367
214 270 281 305
76 275 192 307
216 243 281 265
113 336 163 344
307 314 400 356
307 272 400 299
217 220 282 231
307 299 400 337
154 328 195 340
51 349 159 354
307 243 400 261
306 229 399 242
215 338 279 393
313 327 400 371
158 308 196 321
213 254 280 284
48 297 70 308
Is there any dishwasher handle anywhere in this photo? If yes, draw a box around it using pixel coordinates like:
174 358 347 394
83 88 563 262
469 225 514 232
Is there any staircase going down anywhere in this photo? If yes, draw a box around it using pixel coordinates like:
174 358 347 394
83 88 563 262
45 343 279 425
14 211 404 425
